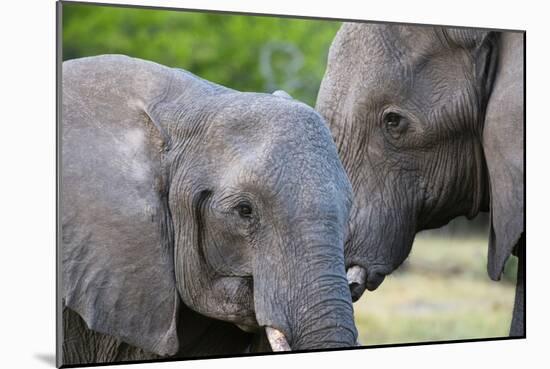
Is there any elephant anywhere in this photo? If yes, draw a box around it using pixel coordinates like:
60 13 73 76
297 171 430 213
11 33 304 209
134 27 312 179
61 54 358 365
315 23 524 336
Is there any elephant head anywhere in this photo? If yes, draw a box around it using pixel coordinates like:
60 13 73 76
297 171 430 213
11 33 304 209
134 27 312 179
62 55 357 357
316 24 524 300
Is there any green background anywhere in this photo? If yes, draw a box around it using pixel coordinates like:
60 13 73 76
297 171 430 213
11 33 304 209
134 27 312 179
62 2 516 346
62 3 340 107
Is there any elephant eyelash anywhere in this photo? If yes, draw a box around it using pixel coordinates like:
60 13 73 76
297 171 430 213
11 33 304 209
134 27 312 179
217 192 259 224
223 199 253 218
382 110 410 139
235 201 254 218
384 112 402 128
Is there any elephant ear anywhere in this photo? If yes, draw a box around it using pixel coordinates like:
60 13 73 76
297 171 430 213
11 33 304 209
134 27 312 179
444 29 499 106
482 32 525 280
61 56 181 356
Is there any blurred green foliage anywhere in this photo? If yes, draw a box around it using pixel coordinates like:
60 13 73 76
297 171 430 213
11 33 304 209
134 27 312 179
62 3 341 106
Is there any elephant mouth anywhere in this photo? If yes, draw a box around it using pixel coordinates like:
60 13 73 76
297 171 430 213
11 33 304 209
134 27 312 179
346 264 390 302
236 323 259 333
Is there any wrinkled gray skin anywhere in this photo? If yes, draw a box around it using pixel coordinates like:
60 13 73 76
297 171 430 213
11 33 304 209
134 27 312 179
62 55 357 365
316 24 524 335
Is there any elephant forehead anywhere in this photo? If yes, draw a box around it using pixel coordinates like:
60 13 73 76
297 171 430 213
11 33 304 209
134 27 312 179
217 138 346 190
346 45 474 118
203 94 351 196
208 100 336 155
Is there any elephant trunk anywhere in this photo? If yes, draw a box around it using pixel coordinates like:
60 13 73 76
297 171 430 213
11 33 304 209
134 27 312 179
290 274 357 350
345 197 417 301
253 222 358 350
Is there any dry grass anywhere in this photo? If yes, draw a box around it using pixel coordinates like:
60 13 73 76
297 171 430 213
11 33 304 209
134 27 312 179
354 236 517 345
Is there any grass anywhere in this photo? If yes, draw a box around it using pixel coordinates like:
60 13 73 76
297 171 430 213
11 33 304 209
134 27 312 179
353 235 517 345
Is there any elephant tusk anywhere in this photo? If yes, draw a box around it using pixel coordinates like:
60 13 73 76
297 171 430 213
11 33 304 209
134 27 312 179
265 327 291 352
347 265 367 302
347 265 366 285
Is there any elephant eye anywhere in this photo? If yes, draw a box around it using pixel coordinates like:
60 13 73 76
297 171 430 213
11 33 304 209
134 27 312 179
384 112 402 128
236 201 253 218
383 111 409 138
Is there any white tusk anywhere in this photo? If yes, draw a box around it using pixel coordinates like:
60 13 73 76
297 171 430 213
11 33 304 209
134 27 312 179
347 265 367 286
265 327 291 352
347 265 368 302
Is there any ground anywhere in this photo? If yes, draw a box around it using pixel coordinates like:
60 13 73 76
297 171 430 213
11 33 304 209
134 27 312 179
354 235 517 345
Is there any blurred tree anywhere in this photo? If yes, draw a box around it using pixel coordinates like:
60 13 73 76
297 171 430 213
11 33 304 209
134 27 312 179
62 3 341 107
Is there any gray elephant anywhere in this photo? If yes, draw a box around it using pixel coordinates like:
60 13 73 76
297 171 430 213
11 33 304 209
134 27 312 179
61 55 357 365
316 24 524 336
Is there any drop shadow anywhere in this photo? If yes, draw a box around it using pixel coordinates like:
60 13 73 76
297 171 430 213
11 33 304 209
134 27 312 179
34 353 56 367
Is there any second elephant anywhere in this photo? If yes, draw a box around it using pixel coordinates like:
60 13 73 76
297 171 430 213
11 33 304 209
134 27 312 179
316 23 524 336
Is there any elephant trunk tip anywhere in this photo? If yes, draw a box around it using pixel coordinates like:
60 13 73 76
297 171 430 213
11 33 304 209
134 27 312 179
346 265 387 300
365 270 386 291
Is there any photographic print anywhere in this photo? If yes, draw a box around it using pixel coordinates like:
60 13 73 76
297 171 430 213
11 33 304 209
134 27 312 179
57 1 525 367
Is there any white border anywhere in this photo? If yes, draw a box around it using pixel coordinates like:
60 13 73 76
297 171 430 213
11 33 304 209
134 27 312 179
1 1 545 368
